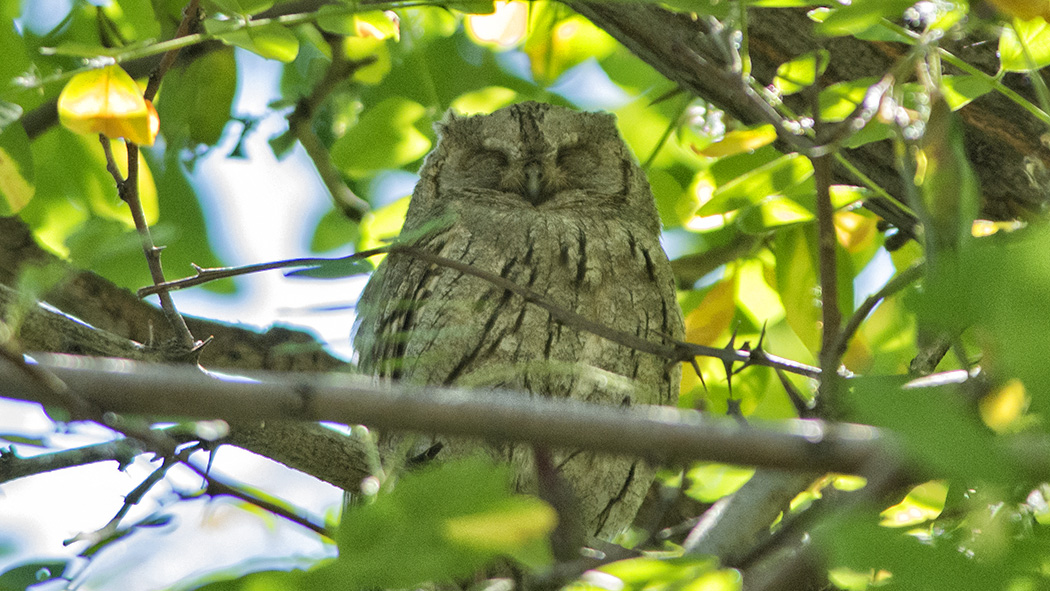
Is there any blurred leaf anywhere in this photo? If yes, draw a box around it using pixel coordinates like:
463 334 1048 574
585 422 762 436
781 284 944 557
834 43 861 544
285 257 374 279
774 227 820 353
879 480 947 527
0 13 30 92
310 207 359 252
206 0 273 16
700 153 813 216
0 560 69 590
157 49 237 147
848 377 1012 483
819 77 878 122
999 17 1050 72
822 514 1001 591
57 64 158 146
466 1 529 48
979 379 1029 432
316 458 553 588
815 0 916 37
914 95 980 258
683 278 736 346
774 50 830 95
0 108 34 214
449 86 519 115
209 20 299 62
524 12 616 85
343 36 391 85
685 463 755 503
354 11 400 41
695 124 777 158
331 97 430 177
737 194 813 233
357 195 411 254
108 0 160 41
940 75 993 110
987 0 1050 22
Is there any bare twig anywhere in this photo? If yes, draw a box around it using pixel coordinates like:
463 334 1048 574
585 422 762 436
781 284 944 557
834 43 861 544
813 117 842 415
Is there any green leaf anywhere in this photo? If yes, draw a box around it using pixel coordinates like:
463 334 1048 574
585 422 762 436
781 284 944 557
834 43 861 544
0 105 34 214
999 17 1050 72
815 0 916 37
848 377 1012 483
914 96 980 258
157 49 237 146
940 75 994 110
0 560 69 589
310 207 359 252
343 36 391 85
209 20 299 62
331 98 431 178
822 514 1001 591
524 11 617 85
773 226 821 353
700 153 814 216
316 458 554 589
774 49 830 95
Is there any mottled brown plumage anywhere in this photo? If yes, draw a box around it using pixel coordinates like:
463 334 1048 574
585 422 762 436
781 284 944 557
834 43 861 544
354 101 684 540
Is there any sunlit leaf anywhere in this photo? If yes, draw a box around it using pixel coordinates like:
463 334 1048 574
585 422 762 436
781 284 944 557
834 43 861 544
357 195 411 255
343 36 392 85
737 194 814 233
774 50 829 95
57 65 158 146
355 11 400 41
999 16 1050 71
834 210 877 253
700 153 813 216
879 480 947 527
331 98 430 177
940 75 994 110
467 1 528 48
695 124 777 158
450 86 519 115
685 463 754 503
524 12 616 85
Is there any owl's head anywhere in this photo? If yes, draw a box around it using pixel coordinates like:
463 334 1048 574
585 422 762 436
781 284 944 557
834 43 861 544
407 102 658 232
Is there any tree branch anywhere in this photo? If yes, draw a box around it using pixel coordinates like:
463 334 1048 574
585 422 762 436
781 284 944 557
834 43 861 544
4 352 885 475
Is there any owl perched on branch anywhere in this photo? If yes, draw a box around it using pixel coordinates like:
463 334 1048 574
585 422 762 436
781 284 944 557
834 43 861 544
354 101 684 541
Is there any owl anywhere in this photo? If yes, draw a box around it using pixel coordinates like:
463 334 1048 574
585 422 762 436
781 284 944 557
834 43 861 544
353 101 684 541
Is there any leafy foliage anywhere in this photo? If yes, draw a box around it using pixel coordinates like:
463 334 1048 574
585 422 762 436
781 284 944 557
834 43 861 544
6 0 1050 590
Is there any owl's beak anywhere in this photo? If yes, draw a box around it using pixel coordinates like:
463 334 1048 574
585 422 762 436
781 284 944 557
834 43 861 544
524 161 546 205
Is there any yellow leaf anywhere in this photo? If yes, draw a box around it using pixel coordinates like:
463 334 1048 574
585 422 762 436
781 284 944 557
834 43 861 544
57 65 158 146
834 210 877 253
696 125 777 158
979 379 1028 432
684 278 736 346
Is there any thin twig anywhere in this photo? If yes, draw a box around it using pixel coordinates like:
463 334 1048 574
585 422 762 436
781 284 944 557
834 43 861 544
287 35 373 221
833 260 924 359
137 245 821 379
